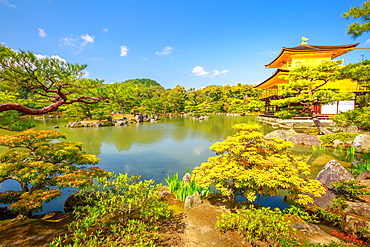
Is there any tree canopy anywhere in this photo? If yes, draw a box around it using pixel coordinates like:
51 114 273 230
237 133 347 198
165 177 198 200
0 45 104 116
0 129 106 216
192 124 325 205
270 61 355 134
343 1 370 38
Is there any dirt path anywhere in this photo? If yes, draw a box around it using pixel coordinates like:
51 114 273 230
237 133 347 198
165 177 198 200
177 199 246 247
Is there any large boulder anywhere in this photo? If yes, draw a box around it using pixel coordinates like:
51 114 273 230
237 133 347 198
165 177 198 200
312 160 354 209
264 129 297 141
287 133 322 146
343 214 370 238
359 180 370 203
344 201 370 218
357 170 370 181
290 222 341 245
352 134 370 153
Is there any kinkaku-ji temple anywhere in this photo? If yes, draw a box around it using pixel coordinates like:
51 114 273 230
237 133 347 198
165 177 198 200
255 37 368 119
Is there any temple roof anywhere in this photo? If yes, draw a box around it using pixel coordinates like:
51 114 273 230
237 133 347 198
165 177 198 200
254 69 289 89
265 43 359 68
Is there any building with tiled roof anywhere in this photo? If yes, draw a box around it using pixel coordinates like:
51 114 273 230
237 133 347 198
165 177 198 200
255 38 365 117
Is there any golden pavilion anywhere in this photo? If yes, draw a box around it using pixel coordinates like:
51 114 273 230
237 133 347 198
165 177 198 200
255 38 365 117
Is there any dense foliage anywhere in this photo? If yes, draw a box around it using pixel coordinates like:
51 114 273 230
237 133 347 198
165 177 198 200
0 45 104 130
319 133 359 145
343 1 370 38
192 124 325 204
271 61 354 123
0 129 106 216
51 173 172 247
216 205 295 246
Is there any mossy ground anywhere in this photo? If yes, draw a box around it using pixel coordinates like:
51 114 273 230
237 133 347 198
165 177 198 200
0 195 248 247
0 212 73 247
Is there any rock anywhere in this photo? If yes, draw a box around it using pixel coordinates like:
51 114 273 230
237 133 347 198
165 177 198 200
357 170 370 180
115 120 128 126
359 180 370 203
313 160 354 209
287 133 322 146
184 191 202 210
135 114 144 122
352 134 370 153
158 190 169 197
67 120 81 128
271 123 279 128
290 222 341 244
345 125 360 133
264 129 297 141
343 214 370 238
332 139 344 148
344 201 370 218
182 173 192 184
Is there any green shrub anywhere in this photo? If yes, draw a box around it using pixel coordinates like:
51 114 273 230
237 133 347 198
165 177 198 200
330 179 370 202
50 173 171 247
319 133 358 145
330 107 370 129
216 205 295 246
282 205 319 223
275 109 298 119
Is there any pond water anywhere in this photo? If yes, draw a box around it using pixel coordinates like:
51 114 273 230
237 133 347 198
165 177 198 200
0 115 351 214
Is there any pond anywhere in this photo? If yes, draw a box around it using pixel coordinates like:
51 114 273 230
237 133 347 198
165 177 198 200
0 115 351 214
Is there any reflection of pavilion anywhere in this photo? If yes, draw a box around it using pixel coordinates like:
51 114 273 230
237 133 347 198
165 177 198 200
255 38 367 117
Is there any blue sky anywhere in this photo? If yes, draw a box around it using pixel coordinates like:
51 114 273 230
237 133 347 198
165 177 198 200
1 0 370 89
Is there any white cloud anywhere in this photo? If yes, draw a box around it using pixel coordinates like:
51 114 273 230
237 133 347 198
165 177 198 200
38 28 47 38
120 46 129 56
193 145 207 156
81 34 94 46
212 69 229 77
0 0 15 7
83 71 90 78
51 55 67 63
155 46 173 56
192 66 229 77
61 36 78 49
103 28 109 32
60 33 94 53
365 39 370 45
35 54 67 63
192 66 209 77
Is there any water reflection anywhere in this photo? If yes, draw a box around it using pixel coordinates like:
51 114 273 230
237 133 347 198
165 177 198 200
0 115 348 213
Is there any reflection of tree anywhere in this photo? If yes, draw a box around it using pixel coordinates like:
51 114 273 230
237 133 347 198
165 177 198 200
106 123 170 151
28 118 104 154
26 115 272 155
172 115 273 142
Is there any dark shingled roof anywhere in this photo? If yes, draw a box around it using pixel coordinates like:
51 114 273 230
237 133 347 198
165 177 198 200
286 43 359 51
265 43 360 68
